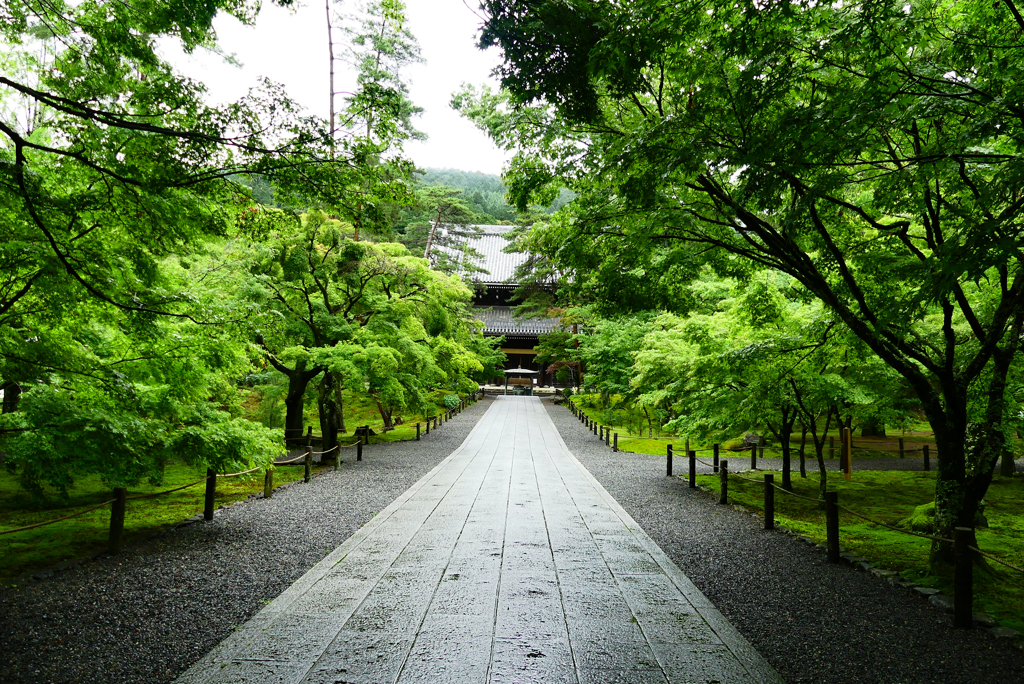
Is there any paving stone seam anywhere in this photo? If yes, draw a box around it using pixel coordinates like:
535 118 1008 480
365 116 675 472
528 400 587 683
533 402 672 680
538 402 785 684
485 399 524 682
391 398 514 683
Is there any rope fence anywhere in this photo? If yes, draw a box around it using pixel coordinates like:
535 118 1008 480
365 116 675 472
0 499 117 537
566 398 1021 630
716 456 1022 630
0 391 484 558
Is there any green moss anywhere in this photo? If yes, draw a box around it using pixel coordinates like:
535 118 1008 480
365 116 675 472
900 501 936 532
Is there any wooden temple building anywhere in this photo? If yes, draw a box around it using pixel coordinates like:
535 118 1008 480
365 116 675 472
440 225 560 387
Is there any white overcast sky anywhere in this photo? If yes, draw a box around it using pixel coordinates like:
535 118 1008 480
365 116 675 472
169 0 510 175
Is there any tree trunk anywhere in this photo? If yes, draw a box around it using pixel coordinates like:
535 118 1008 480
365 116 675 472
336 376 346 434
929 340 1014 566
806 408 833 501
373 395 394 429
317 371 341 460
424 206 443 260
283 363 322 444
326 0 335 156
766 410 796 492
799 423 808 478
1 382 21 414
861 416 887 438
780 411 795 491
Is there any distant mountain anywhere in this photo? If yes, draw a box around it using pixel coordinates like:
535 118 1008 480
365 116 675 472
416 168 517 223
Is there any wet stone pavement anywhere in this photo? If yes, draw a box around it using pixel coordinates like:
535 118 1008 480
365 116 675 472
177 397 781 684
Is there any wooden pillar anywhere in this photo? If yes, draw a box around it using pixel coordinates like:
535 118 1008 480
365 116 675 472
842 427 852 481
108 488 127 555
204 468 216 521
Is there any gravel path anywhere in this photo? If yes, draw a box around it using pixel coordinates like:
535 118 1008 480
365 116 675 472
549 402 1024 684
0 399 492 684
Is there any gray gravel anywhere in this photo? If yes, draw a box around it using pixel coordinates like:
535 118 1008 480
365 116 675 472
0 399 492 684
548 402 1024 684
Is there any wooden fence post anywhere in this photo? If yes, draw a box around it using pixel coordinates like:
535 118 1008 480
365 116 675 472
750 445 757 470
825 491 840 563
954 527 973 629
899 437 905 459
719 460 728 504
923 444 931 471
613 433 618 452
357 440 362 462
264 468 273 498
688 450 696 489
204 468 216 521
842 427 853 481
108 487 127 555
764 474 775 530
416 423 421 441
304 426 313 483
605 428 610 447
666 444 673 477
713 444 719 473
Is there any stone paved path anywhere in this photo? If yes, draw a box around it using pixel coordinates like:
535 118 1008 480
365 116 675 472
177 397 780 684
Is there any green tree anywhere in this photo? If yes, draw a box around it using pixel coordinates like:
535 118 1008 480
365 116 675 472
473 0 1024 563
534 329 578 386
416 186 483 272
242 209 484 444
326 0 424 241
0 0 324 491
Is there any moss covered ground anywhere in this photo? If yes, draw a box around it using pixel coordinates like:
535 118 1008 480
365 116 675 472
695 469 1024 633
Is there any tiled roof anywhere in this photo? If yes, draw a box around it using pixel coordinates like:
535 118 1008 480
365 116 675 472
438 224 526 284
474 306 560 336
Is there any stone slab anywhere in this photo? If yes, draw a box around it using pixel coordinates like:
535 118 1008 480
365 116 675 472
177 397 781 684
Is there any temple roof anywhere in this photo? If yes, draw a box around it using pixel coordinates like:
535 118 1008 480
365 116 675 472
474 306 560 336
439 224 525 284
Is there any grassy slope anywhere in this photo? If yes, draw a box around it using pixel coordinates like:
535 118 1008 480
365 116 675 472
243 386 463 444
695 470 1024 633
